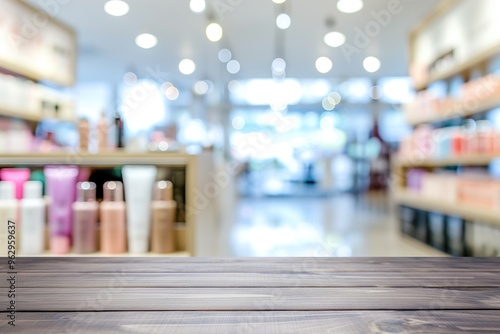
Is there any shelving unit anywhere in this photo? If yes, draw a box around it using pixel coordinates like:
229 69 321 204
0 151 217 257
0 107 74 123
406 97 500 126
395 0 500 256
393 190 500 227
393 154 500 168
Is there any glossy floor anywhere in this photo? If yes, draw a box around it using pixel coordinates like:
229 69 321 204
198 191 445 257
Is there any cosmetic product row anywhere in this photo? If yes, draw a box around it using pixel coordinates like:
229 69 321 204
406 169 500 210
0 166 177 255
404 74 500 122
399 121 500 160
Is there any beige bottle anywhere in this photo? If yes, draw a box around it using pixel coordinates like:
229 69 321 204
100 181 126 254
151 181 177 253
78 118 90 152
97 112 109 152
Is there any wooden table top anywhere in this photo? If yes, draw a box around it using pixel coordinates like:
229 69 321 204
1 257 500 333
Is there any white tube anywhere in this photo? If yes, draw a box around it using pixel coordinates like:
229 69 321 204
122 165 157 253
20 181 46 255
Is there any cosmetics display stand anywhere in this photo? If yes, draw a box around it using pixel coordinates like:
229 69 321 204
393 0 500 255
0 150 216 257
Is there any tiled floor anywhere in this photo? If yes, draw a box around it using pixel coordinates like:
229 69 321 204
198 188 445 257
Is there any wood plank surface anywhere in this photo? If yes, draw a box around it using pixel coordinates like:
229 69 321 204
4 257 500 273
2 271 499 288
1 258 499 333
3 287 500 312
1 311 500 334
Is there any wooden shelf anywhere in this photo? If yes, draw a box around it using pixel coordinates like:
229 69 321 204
0 107 74 123
393 190 500 226
406 97 500 126
19 251 189 258
394 154 500 168
0 151 190 167
414 43 500 91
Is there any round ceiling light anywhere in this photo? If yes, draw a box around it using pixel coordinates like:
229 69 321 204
316 57 333 74
135 33 158 49
324 31 346 47
276 13 291 30
227 60 241 74
104 0 129 16
179 59 196 75
337 0 364 14
363 56 381 73
206 23 223 42
190 0 206 13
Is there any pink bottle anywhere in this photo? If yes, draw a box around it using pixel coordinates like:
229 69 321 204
100 181 127 254
72 182 99 254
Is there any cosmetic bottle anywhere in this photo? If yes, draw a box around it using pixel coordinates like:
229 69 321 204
123 166 157 254
97 112 109 151
78 118 90 152
44 166 79 254
0 168 31 200
114 112 124 149
0 182 18 257
151 181 177 253
100 181 127 254
20 181 45 255
72 182 98 254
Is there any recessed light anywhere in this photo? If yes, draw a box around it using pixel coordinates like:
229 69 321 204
104 0 129 16
218 49 232 63
337 0 363 13
276 13 291 30
227 60 241 74
135 34 158 49
179 59 196 75
272 0 286 3
206 23 223 42
363 56 381 73
190 0 206 13
324 31 346 47
316 57 333 74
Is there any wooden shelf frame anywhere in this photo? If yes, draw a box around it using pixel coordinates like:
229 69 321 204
393 154 500 168
393 190 500 226
406 97 500 126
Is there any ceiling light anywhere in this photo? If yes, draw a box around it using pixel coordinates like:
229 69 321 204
194 81 209 95
135 34 158 49
190 0 206 13
104 0 129 16
276 13 291 30
165 87 180 101
337 0 364 13
179 59 196 75
272 0 286 3
324 31 346 47
227 60 241 74
316 57 333 74
363 56 381 73
206 23 223 42
272 58 286 73
218 49 232 63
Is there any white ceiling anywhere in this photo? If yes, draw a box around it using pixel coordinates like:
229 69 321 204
27 0 438 86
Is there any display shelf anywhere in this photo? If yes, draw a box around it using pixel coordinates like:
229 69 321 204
406 97 500 126
393 189 500 226
19 252 189 258
413 43 500 91
0 107 74 123
393 154 500 168
0 151 190 167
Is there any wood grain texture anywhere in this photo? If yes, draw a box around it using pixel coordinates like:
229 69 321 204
3 271 500 288
1 258 499 332
1 311 500 334
4 287 500 312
